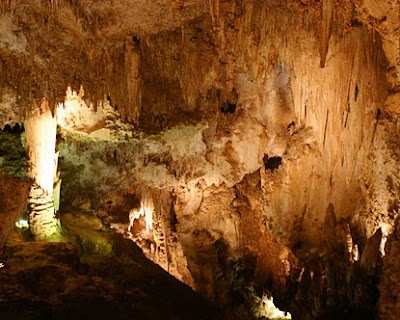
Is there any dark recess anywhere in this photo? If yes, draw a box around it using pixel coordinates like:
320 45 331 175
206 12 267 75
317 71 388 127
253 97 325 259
263 155 282 172
220 102 236 114
2 123 24 133
132 35 140 46
355 84 359 101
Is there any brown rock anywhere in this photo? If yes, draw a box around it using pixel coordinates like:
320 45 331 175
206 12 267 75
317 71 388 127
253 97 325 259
0 174 30 250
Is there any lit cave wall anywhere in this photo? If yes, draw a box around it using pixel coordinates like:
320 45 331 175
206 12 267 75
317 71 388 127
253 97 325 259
0 1 399 320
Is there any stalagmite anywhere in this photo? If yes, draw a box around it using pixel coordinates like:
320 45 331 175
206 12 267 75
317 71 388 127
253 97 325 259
24 100 60 240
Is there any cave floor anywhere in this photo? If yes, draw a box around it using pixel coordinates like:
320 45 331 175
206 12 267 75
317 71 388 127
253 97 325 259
0 210 217 320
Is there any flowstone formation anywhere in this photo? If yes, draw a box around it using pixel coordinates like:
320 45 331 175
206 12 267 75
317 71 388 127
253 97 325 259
0 0 399 319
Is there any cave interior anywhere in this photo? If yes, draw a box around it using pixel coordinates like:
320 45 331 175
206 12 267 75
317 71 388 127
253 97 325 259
0 1 400 319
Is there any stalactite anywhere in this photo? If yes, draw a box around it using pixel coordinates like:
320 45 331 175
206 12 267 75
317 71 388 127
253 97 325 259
128 192 154 233
124 36 142 124
320 0 334 67
50 0 59 12
208 0 219 31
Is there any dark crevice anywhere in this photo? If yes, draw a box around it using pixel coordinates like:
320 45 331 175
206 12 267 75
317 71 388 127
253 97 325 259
220 101 236 114
355 84 359 101
2 123 25 134
263 155 282 172
376 108 381 121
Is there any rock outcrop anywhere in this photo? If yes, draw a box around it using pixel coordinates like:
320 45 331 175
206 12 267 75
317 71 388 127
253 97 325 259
0 174 30 250
0 212 216 320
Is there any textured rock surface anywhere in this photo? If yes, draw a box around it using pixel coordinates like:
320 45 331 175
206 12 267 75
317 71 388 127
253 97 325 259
0 0 399 319
378 220 400 320
0 174 30 250
0 213 216 320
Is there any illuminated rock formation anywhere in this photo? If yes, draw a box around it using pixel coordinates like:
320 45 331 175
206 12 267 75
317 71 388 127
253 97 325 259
0 0 399 319
25 101 60 240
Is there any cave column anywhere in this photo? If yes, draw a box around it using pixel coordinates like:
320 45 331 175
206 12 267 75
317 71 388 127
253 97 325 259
25 100 60 240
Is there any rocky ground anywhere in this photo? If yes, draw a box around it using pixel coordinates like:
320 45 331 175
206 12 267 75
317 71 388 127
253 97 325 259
0 211 217 320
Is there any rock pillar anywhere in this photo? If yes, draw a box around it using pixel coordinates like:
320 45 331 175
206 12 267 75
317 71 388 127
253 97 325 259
25 100 60 240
